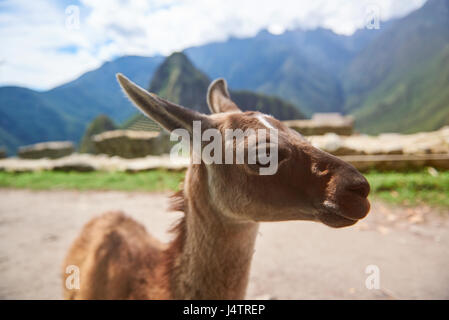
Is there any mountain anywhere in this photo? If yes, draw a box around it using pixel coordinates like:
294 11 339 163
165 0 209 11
124 52 304 130
0 26 385 154
2 0 448 154
343 0 449 133
149 52 212 114
79 115 117 153
47 56 164 122
0 86 80 156
149 52 304 118
184 27 384 116
0 56 163 154
184 1 449 134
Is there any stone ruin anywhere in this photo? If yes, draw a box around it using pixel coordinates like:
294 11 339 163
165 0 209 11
307 127 449 156
18 141 74 159
284 113 354 136
92 130 174 158
2 117 448 172
304 127 449 171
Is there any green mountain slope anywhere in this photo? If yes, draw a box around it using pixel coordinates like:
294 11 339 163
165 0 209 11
149 52 211 114
353 45 449 133
125 52 304 129
79 115 117 153
2 0 448 155
229 90 304 120
150 52 304 119
0 86 84 154
185 27 385 116
48 56 164 122
344 0 449 133
0 56 163 154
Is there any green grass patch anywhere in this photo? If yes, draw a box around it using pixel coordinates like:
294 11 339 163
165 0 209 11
0 170 185 192
364 169 449 208
0 169 448 208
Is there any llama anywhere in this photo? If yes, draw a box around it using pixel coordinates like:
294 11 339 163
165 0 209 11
62 74 370 299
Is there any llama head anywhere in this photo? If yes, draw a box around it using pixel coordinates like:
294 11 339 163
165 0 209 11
117 74 370 228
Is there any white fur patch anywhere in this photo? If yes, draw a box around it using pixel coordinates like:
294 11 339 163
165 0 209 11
323 200 339 211
256 114 275 129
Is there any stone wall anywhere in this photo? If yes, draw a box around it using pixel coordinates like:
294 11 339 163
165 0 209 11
1 153 448 173
284 113 354 136
18 141 74 159
0 154 188 173
307 126 449 156
93 130 174 158
3 126 448 173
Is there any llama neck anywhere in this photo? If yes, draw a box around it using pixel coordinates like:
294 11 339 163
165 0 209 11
166 165 259 299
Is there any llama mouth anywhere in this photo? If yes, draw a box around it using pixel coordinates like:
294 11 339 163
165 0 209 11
316 208 359 228
318 196 370 224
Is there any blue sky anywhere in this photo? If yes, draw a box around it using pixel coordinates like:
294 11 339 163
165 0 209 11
0 0 426 90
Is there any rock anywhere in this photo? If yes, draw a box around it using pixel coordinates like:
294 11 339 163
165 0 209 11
284 113 354 136
0 153 189 173
3 126 448 172
18 141 74 159
315 133 343 153
93 130 175 158
308 133 364 156
401 127 449 155
339 154 449 172
0 147 7 159
124 155 189 172
52 163 95 172
0 158 53 172
79 115 118 154
312 127 449 157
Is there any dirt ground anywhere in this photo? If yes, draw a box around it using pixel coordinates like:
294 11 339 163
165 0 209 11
0 189 448 300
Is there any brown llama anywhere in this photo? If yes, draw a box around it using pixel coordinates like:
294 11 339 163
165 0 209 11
62 74 370 299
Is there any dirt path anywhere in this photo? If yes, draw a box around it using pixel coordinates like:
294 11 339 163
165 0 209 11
0 189 448 299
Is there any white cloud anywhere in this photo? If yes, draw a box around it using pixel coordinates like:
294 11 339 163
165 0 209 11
0 0 427 90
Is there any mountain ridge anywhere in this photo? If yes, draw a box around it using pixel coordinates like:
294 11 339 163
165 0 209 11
123 52 305 130
0 56 163 154
343 0 449 133
1 0 448 153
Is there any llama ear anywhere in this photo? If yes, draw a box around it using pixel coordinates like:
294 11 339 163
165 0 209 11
117 73 211 134
207 78 241 114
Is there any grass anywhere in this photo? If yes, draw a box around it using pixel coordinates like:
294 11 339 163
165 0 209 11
365 169 449 208
0 169 448 208
0 170 185 192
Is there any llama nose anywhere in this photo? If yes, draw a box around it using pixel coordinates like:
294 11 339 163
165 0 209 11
346 176 370 198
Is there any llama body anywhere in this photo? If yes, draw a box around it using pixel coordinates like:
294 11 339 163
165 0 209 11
63 75 370 299
64 211 168 299
64 173 259 299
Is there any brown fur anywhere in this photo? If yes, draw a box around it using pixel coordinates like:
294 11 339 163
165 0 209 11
62 76 371 299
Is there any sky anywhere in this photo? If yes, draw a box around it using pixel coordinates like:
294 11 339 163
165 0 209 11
0 0 426 90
